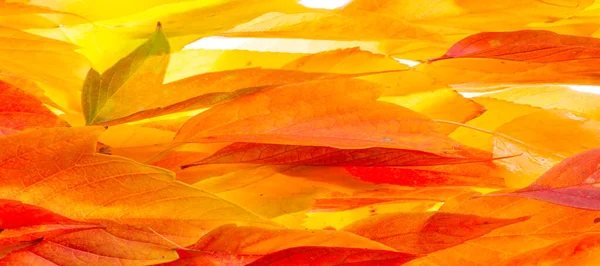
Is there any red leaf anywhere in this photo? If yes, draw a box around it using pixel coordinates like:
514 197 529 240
493 148 600 210
435 30 600 63
0 200 100 250
246 246 418 266
0 81 65 136
344 163 506 187
183 142 494 169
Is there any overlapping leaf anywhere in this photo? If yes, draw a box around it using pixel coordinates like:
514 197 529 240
0 127 273 246
3 0 600 265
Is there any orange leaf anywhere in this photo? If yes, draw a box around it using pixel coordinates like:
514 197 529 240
100 68 361 126
175 78 486 157
246 246 418 266
224 11 441 42
0 200 100 253
492 109 600 187
0 26 89 114
408 194 600 265
0 228 178 265
448 97 541 152
484 86 600 120
343 212 528 255
281 47 409 74
165 224 400 265
493 148 600 210
379 88 485 133
0 81 66 136
191 166 371 218
344 163 506 187
0 127 273 246
343 0 592 32
496 233 600 266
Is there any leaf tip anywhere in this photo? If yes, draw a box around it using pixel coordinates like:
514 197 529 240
156 21 162 29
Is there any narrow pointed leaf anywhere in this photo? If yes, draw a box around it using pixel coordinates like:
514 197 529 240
495 148 600 210
183 142 495 169
343 212 528 255
246 246 419 266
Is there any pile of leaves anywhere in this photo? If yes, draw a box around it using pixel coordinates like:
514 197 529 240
3 0 600 265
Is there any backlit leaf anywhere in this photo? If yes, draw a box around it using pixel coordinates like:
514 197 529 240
0 127 273 246
183 142 493 168
494 148 600 210
492 109 600 187
0 81 66 136
82 23 170 125
246 246 418 266
343 212 528 255
0 228 178 265
175 78 487 157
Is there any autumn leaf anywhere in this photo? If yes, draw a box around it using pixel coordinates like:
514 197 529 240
484 85 600 120
0 127 274 246
343 0 593 32
165 224 398 265
344 163 506 187
489 148 600 210
496 233 600 265
30 0 310 70
0 80 67 136
434 30 600 63
102 68 376 126
492 109 600 187
82 22 169 125
0 228 178 265
407 194 600 265
245 246 419 266
343 212 528 255
224 10 441 42
175 78 487 158
182 142 495 168
0 200 101 252
4 0 600 265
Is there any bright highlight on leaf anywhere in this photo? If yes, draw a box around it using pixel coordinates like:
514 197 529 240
4 0 600 265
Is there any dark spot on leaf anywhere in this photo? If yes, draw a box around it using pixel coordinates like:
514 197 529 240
594 217 600 223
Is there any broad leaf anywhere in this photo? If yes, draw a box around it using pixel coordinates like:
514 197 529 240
82 23 170 125
0 81 66 136
0 127 273 246
485 86 600 120
175 78 487 157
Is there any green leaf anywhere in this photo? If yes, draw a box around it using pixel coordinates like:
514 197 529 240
82 22 170 125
